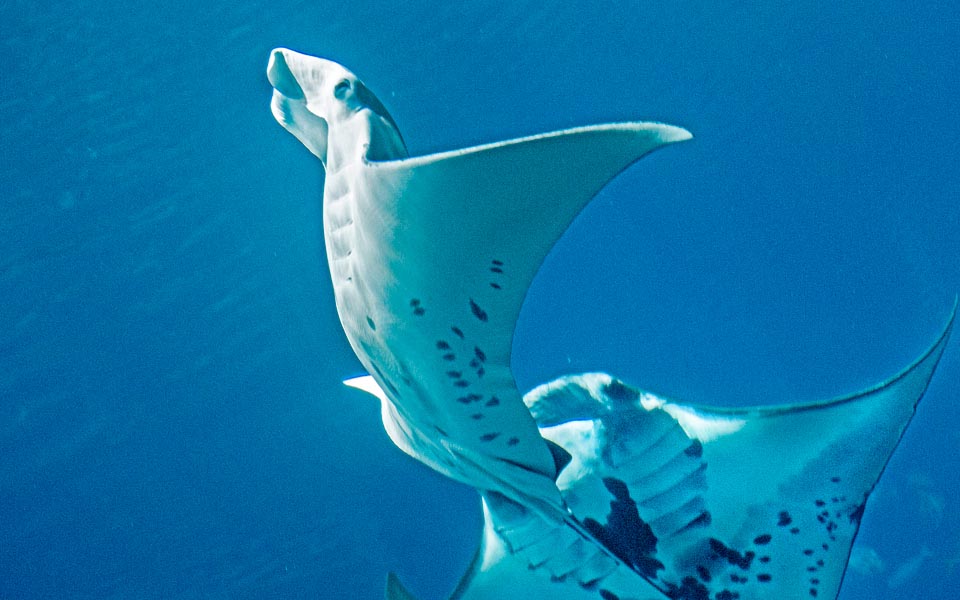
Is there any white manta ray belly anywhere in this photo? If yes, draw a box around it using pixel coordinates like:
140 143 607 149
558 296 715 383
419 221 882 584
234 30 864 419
267 49 955 600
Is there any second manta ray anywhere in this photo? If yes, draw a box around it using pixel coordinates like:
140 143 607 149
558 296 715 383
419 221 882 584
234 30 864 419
266 48 955 600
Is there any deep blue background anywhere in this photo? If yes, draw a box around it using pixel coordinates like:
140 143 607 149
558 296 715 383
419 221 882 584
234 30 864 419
2 1 958 598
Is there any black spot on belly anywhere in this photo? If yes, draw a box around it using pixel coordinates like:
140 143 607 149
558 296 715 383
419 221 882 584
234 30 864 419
599 590 619 600
446 370 462 379
716 592 737 600
491 259 504 266
708 539 754 570
413 307 425 316
790 527 800 534
490 266 503 273
451 326 465 339
757 574 771 583
366 316 376 330
696 565 711 582
684 440 703 458
759 556 770 563
442 353 456 361
480 432 500 442
490 282 501 289
485 396 500 407
803 549 813 556
777 511 793 527
474 347 486 362
507 437 519 446
470 413 483 420
453 379 469 388
815 499 826 507
753 534 772 545
436 340 451 350
457 393 482 404
583 477 663 579
664 576 709 600
830 476 841 483
469 299 488 322
809 588 818 597
602 380 638 402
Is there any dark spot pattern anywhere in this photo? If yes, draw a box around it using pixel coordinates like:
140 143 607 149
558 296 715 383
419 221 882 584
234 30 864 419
480 432 500 442
436 340 450 350
685 440 703 458
583 478 663 579
366 316 376 330
507 437 519 446
753 534 771 545
410 298 425 316
777 512 792 527
664 576 709 600
756 574 771 583
469 299 488 322
451 326 464 339
602 380 638 402
599 590 619 600
485 396 500 407
708 539 754 571
442 353 456 361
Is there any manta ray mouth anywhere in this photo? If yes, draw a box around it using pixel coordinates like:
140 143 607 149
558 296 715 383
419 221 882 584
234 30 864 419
267 49 306 101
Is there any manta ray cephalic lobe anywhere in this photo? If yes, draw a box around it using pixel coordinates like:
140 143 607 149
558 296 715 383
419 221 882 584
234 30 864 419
266 48 955 600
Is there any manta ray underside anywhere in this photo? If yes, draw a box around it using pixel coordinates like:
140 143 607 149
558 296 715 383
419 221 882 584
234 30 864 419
266 48 955 600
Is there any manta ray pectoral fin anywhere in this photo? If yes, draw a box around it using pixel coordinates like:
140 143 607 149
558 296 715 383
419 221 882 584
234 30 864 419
352 123 691 483
519 300 955 600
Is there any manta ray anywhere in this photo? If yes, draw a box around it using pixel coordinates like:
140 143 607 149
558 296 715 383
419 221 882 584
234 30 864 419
266 48 955 600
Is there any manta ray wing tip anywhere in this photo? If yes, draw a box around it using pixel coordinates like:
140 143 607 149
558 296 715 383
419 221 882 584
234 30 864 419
658 123 694 143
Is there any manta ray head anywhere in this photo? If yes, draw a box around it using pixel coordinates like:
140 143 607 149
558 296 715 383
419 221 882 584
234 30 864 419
267 48 406 167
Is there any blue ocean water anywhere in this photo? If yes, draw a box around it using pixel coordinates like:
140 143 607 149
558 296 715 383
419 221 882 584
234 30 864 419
2 1 958 598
